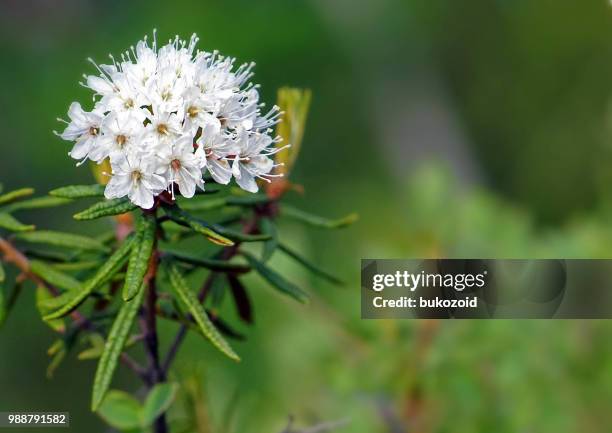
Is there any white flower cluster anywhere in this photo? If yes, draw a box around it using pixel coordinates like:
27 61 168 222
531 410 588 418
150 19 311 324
57 32 286 209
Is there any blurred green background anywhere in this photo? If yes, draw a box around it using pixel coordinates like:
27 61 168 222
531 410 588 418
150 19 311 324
3 0 612 432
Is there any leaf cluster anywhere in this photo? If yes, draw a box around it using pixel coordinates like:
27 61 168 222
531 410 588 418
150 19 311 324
0 180 356 419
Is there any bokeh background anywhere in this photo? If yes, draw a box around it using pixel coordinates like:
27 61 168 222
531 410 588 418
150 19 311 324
3 0 612 432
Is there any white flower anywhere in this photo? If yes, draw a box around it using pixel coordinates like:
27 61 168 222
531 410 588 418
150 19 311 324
123 39 158 92
198 126 237 185
231 130 284 193
160 135 205 198
56 102 104 162
91 111 144 163
104 153 166 209
182 86 221 134
147 66 188 113
58 30 286 208
86 70 148 118
144 110 182 149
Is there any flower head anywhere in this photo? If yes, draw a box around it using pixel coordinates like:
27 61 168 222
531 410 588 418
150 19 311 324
57 30 285 209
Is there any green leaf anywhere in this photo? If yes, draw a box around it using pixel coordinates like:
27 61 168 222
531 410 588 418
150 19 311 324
0 261 5 283
91 286 145 411
35 287 66 332
141 383 178 426
46 339 66 378
164 206 234 246
281 204 358 229
96 390 142 430
51 260 101 272
49 184 105 199
242 251 309 303
165 250 249 273
179 196 227 211
30 260 81 291
179 194 269 212
275 87 312 176
123 214 156 301
167 262 240 361
74 198 137 220
0 213 35 232
77 333 106 360
278 243 343 285
16 230 111 252
259 217 277 261
0 188 35 206
43 236 135 320
210 224 272 243
3 196 72 212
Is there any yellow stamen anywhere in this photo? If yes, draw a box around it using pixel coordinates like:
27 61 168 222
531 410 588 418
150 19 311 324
157 124 169 135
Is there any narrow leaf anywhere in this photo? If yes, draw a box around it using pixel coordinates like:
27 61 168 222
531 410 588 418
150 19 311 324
165 250 249 273
3 196 71 212
164 206 234 246
167 262 240 361
141 383 178 426
35 287 66 332
24 249 69 263
179 196 226 211
259 217 277 261
278 243 343 285
91 286 145 411
44 236 135 320
242 251 309 303
227 275 253 324
77 333 106 360
122 214 156 301
178 193 268 211
281 204 358 229
16 230 110 252
0 213 35 232
0 261 5 283
49 184 105 199
211 314 246 340
46 339 67 378
96 390 142 429
30 260 81 291
51 260 101 272
0 188 34 206
211 223 272 243
74 198 137 220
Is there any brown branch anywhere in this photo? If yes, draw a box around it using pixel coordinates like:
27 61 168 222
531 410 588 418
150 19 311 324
0 237 42 284
0 236 148 381
121 353 149 383
137 244 169 433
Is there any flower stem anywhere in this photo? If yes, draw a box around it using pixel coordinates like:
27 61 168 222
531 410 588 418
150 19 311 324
142 267 168 433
